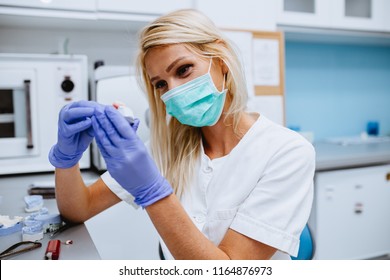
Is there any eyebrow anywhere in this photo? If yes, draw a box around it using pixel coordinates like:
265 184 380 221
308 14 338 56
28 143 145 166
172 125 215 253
150 56 189 84
166 56 188 73
150 75 160 84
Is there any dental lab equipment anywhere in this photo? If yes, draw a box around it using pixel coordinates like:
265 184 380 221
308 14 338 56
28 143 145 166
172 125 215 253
0 241 42 260
22 220 44 242
0 215 23 236
45 239 61 260
24 195 44 212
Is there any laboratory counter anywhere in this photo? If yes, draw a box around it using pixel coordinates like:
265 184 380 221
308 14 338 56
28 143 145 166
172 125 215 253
310 140 390 259
0 171 101 260
314 141 390 171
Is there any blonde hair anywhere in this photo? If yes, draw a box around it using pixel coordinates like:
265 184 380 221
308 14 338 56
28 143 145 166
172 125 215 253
136 9 248 196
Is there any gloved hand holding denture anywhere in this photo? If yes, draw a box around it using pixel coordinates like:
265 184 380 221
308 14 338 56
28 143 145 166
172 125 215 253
49 101 103 169
91 106 173 208
49 100 140 168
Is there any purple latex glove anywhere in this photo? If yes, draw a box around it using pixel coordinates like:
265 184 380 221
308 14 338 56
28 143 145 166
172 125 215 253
92 106 173 207
48 100 103 169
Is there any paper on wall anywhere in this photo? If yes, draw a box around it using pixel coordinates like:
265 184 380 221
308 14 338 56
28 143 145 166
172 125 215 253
253 38 280 86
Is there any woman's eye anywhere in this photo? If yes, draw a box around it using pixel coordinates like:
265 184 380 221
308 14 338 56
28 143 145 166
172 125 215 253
177 64 193 77
155 80 167 89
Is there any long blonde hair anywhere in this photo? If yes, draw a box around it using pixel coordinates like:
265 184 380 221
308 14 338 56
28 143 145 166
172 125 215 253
136 9 248 196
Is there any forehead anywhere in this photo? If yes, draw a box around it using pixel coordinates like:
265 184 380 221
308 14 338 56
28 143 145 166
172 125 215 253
144 44 195 75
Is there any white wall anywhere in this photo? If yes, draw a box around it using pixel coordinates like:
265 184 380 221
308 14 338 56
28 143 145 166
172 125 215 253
0 26 139 77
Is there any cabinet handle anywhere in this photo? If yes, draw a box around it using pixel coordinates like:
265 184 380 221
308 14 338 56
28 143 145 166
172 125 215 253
354 203 363 214
24 80 33 149
386 172 390 181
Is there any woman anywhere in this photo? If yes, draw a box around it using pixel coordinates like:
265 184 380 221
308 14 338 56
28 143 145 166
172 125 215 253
49 9 315 260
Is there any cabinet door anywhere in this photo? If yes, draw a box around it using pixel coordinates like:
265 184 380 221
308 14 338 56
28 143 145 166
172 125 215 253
0 0 95 11
0 69 39 158
384 0 390 32
313 165 390 259
97 0 192 15
195 0 277 30
276 0 332 28
85 201 160 259
330 0 386 32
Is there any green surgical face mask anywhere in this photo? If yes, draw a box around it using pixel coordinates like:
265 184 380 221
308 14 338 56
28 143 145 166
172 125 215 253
160 59 227 127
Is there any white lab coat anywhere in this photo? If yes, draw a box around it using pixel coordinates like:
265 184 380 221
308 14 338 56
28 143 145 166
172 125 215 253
102 114 315 260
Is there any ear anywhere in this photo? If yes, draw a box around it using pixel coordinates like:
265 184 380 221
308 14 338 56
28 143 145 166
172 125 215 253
218 58 229 75
213 40 229 74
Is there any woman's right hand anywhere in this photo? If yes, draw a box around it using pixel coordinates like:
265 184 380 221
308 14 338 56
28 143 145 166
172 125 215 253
92 106 173 208
48 100 103 169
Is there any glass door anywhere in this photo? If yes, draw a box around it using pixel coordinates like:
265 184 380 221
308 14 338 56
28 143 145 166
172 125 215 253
0 68 39 158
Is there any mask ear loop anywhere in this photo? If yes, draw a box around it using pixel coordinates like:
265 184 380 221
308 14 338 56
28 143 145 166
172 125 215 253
222 73 226 92
208 58 213 73
209 58 226 92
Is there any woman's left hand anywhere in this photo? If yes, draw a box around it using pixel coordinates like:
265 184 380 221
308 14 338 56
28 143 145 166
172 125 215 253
92 106 173 207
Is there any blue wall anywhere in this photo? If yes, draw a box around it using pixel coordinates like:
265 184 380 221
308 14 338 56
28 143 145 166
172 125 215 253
285 41 390 141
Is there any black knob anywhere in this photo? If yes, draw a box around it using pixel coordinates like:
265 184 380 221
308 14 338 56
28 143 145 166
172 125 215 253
61 79 75 93
94 60 105 69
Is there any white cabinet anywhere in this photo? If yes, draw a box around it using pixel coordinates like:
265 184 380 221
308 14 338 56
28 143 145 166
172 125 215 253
0 1 194 30
331 0 386 32
384 0 390 31
97 0 192 15
311 164 390 259
276 0 332 28
277 0 388 32
0 0 194 14
85 201 160 260
1 1 388 33
195 0 277 30
0 0 95 11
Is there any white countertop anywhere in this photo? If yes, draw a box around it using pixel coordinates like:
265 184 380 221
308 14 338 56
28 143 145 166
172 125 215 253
0 171 101 260
314 141 390 171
